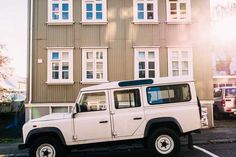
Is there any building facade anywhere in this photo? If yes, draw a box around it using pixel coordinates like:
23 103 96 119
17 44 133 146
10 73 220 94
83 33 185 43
27 0 213 120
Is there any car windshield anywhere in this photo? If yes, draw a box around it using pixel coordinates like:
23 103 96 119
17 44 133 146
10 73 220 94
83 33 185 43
225 88 236 98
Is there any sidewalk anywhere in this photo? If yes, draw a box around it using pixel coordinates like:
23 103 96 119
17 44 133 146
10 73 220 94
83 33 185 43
0 119 236 157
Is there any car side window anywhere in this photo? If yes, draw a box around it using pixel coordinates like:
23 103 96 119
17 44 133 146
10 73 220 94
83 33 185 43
214 90 222 98
78 92 106 112
147 84 191 105
114 89 141 109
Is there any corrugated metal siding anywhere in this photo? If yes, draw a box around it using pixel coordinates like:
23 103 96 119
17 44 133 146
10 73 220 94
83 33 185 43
31 0 212 103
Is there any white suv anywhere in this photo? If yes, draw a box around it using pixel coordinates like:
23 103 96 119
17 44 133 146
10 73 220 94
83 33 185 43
19 79 202 157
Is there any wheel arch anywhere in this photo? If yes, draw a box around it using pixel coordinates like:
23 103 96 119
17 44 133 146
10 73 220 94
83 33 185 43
144 117 183 138
25 127 66 147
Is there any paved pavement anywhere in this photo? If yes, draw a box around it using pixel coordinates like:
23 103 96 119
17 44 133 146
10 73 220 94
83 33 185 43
0 118 236 157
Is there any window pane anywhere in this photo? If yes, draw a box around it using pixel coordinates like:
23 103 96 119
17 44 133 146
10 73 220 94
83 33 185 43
182 70 189 76
52 12 59 20
62 12 69 19
78 92 106 112
52 4 59 11
170 3 177 10
62 3 69 11
139 71 145 78
87 52 93 59
148 51 155 58
52 63 59 70
52 52 59 60
96 62 103 71
87 62 93 70
172 51 179 59
173 70 179 76
137 3 144 11
139 51 145 58
114 89 141 109
139 62 145 69
96 12 103 19
62 62 69 70
52 107 68 113
180 3 186 10
86 71 93 79
182 61 188 70
149 70 155 78
172 61 179 69
52 72 59 79
62 71 69 79
62 52 69 60
149 62 155 69
86 4 93 11
138 12 144 19
147 3 153 11
86 12 93 20
96 52 103 59
182 51 188 59
96 73 103 79
147 12 154 19
96 3 102 11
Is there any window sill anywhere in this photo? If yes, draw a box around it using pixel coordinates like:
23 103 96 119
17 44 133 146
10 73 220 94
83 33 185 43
132 21 160 25
80 21 108 25
46 81 75 85
47 21 75 26
80 81 109 85
166 21 192 25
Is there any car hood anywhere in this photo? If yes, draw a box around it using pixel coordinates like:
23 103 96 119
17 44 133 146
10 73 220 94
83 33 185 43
30 113 72 122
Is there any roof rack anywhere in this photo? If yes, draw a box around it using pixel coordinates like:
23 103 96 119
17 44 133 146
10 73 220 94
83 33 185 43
118 79 153 87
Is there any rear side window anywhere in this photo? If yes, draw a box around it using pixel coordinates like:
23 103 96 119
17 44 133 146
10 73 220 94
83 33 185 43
147 84 191 105
214 90 222 98
114 89 141 109
225 88 236 98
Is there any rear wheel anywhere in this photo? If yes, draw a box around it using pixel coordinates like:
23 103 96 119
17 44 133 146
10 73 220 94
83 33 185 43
147 128 180 157
29 136 64 157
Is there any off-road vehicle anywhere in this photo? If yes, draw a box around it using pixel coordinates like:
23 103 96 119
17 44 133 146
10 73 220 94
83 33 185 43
19 79 202 157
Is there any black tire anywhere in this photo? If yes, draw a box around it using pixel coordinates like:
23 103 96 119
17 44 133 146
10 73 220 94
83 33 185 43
147 128 180 157
29 136 65 157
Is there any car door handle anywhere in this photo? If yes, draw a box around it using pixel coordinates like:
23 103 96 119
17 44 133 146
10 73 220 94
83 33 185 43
133 117 142 120
99 120 108 124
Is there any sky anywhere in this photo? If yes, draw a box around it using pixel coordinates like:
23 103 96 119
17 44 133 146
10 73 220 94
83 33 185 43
0 0 27 78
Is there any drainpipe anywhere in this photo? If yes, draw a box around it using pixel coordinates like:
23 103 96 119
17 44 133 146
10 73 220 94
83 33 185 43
27 0 33 120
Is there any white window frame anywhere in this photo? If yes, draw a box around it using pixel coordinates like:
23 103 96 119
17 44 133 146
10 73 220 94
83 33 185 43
82 0 107 24
134 47 160 80
82 48 108 84
166 0 191 23
48 0 73 24
133 0 159 23
168 47 193 79
47 48 74 84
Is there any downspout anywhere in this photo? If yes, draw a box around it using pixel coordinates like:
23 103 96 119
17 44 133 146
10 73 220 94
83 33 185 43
27 0 33 120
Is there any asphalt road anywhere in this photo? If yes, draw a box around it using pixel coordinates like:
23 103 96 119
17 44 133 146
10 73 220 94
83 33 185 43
66 143 236 157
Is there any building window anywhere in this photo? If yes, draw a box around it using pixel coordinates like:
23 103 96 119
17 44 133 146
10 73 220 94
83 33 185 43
134 48 160 79
47 48 73 84
82 0 107 23
133 0 158 23
48 0 73 23
82 48 108 83
168 48 193 78
166 0 191 23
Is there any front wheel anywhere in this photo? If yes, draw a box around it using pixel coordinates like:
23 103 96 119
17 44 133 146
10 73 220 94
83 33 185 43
29 136 64 157
147 128 180 157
